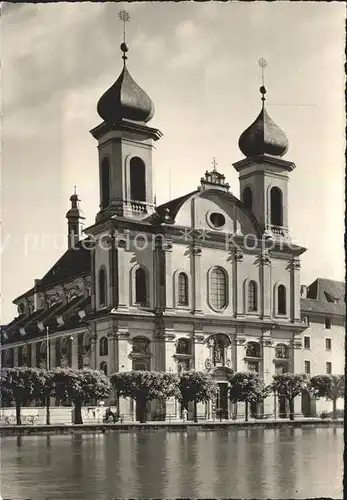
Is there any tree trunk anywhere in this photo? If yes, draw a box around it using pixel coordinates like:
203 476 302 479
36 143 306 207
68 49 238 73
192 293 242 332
289 399 295 420
194 399 198 423
46 396 50 425
137 398 146 423
332 398 337 420
74 401 83 424
245 401 248 422
15 400 21 426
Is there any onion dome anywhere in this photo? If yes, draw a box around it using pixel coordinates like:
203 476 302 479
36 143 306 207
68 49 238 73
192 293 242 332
66 187 84 219
238 86 289 157
97 43 154 124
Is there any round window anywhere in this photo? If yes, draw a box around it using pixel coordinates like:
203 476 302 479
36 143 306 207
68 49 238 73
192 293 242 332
209 212 225 228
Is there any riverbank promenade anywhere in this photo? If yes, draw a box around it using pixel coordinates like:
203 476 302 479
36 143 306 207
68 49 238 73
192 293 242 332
0 417 342 436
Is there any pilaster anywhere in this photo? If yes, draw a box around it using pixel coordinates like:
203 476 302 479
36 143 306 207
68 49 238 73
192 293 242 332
162 239 173 311
31 342 36 368
191 245 203 315
115 236 129 310
260 249 272 319
107 331 118 375
13 347 18 367
261 334 274 416
117 328 131 371
90 249 96 310
71 336 79 369
232 248 244 317
234 335 246 371
193 330 205 371
109 234 118 306
290 258 301 322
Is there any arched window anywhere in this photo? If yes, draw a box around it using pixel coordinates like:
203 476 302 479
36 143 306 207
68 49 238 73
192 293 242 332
19 345 29 367
243 187 253 212
100 361 108 376
246 341 261 358
130 157 146 202
278 285 286 315
135 267 147 306
60 337 68 358
99 268 107 307
176 338 190 355
99 337 108 357
132 337 150 355
177 272 189 306
209 267 227 310
101 158 110 209
270 187 283 226
83 332 91 355
5 349 14 367
248 281 258 311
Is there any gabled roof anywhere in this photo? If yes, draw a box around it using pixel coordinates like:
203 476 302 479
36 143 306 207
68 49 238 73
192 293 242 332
301 278 345 317
14 240 91 302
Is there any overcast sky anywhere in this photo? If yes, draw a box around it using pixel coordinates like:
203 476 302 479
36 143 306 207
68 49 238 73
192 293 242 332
1 2 345 322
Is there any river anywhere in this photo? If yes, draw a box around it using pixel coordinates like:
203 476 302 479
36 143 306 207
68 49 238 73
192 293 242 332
1 427 343 499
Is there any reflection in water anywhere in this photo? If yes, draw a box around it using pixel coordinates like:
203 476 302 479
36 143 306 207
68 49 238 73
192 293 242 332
1 428 343 499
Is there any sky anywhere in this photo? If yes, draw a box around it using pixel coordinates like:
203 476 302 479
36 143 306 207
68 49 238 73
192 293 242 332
1 1 345 322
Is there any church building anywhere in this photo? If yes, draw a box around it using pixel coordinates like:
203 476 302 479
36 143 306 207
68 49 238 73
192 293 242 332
1 33 344 421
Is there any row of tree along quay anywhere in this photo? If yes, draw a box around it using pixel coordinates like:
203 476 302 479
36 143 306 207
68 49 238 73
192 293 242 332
0 367 345 425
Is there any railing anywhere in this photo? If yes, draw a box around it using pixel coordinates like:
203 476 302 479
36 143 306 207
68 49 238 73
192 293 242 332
270 225 287 237
131 202 147 213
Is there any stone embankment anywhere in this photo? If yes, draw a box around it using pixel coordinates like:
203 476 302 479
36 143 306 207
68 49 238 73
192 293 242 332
0 418 343 436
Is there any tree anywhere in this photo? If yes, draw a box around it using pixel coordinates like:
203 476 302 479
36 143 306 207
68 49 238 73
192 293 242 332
271 373 308 420
53 368 111 424
177 371 218 422
228 372 267 422
309 374 345 420
0 368 45 425
111 371 179 423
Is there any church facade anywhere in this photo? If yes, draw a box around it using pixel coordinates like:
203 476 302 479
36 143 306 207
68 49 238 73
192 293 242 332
1 39 344 420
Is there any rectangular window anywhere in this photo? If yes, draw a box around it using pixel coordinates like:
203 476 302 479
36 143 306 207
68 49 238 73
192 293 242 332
304 336 310 349
325 317 332 329
305 315 310 326
326 362 332 374
325 338 332 351
304 361 310 374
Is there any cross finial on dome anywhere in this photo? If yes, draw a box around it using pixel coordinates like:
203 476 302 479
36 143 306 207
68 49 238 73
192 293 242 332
119 10 130 61
212 157 218 172
258 57 267 105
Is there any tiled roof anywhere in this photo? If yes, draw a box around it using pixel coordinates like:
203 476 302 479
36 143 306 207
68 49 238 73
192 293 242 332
301 278 345 317
14 240 91 302
39 240 91 289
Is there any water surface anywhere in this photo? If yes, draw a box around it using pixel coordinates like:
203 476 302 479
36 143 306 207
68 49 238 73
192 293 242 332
1 427 343 499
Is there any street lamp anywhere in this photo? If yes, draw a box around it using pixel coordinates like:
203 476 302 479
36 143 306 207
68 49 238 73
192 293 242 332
45 326 50 426
46 326 50 370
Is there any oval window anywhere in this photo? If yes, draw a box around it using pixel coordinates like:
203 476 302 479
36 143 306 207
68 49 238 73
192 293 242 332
209 212 225 228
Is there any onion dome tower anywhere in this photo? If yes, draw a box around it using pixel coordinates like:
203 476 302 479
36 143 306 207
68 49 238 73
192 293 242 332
66 187 85 249
97 42 155 124
233 59 296 240
90 11 162 222
238 86 289 158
